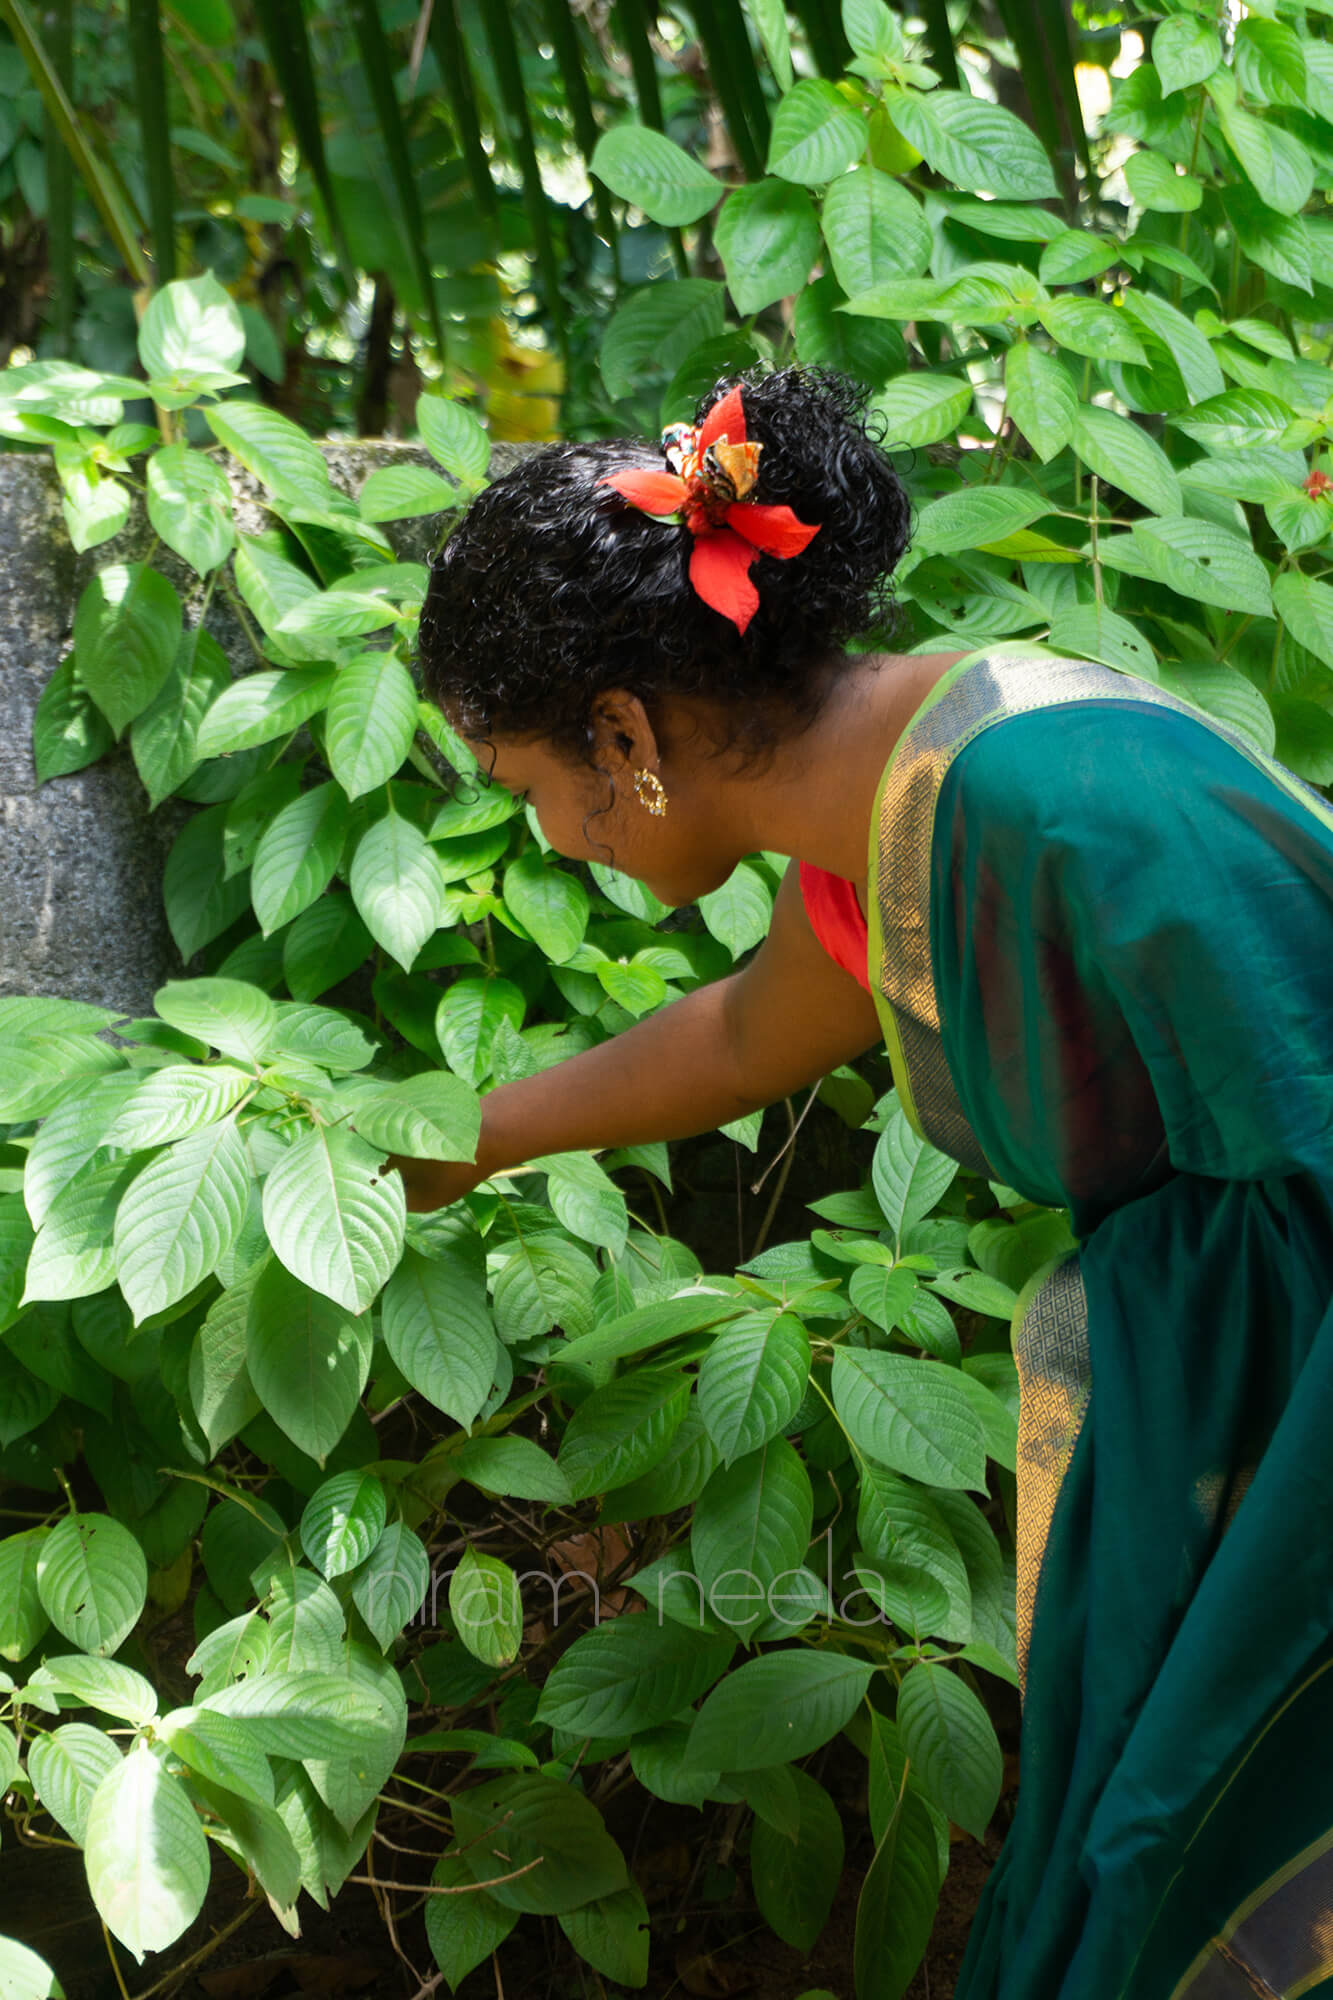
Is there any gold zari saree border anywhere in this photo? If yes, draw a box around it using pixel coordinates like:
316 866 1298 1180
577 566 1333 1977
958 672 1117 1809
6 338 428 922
862 644 1333 1713
863 645 1333 1172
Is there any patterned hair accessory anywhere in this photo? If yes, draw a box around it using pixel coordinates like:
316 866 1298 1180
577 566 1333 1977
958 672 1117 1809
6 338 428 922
597 385 820 636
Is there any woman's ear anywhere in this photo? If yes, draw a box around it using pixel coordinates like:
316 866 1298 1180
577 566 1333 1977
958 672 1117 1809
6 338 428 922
588 689 661 776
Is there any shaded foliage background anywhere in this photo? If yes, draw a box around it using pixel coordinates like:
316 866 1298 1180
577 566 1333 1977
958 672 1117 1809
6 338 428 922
1 0 1332 1996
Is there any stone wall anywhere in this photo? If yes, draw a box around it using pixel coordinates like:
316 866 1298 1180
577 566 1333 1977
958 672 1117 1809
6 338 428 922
0 439 531 1017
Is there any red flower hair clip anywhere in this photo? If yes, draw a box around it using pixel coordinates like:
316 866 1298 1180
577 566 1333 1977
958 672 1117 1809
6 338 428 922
598 385 821 636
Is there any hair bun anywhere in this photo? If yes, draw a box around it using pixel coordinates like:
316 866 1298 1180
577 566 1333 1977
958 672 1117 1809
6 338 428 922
417 362 912 760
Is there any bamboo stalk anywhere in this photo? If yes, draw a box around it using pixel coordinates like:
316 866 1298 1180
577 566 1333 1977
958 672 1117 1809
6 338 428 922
1 0 149 284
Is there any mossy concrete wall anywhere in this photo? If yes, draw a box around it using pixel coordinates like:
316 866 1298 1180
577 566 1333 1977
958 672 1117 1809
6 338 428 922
0 439 530 1017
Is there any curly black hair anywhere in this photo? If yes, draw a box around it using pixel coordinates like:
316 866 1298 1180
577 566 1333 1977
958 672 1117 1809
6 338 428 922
415 364 912 762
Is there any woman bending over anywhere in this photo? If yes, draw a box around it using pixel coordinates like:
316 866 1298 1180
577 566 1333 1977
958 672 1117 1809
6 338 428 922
408 365 1333 1999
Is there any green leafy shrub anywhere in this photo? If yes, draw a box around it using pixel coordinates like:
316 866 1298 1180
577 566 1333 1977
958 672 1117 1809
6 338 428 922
1 0 1331 1990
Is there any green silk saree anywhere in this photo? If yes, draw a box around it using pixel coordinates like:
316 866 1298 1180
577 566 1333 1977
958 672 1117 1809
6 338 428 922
864 647 1333 1998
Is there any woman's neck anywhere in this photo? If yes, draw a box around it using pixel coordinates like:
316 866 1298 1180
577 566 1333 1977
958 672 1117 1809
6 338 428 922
695 647 970 882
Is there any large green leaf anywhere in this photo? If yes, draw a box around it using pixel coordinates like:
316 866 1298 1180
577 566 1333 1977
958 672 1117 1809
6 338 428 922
194 666 334 758
832 1348 987 1491
203 1664 398 1760
913 487 1047 556
691 1435 813 1638
451 1435 573 1503
557 1368 692 1499
0 1527 51 1661
601 280 726 401
450 1544 523 1667
1153 16 1222 96
251 783 350 935
858 1462 972 1641
36 1512 147 1655
1004 341 1075 463
23 1159 135 1302
503 850 589 964
72 562 182 737
416 394 491 489
357 462 457 522
684 1650 874 1770
0 1938 63 2000
1274 574 1333 672
381 1244 498 1428
146 444 236 575
1103 517 1274 619
351 1521 431 1651
435 976 525 1086
424 1850 519 1989
32 654 114 780
204 399 331 504
139 270 245 377
1120 290 1224 402
714 180 821 315
885 87 1059 200
131 626 232 808
21 1071 138 1227
852 1781 940 2000
188 1281 261 1453
28 1656 157 1732
529 1151 628 1255
822 168 931 292
262 1124 405 1313
451 1772 629 1914
492 1232 598 1342
84 1742 210 1960
895 1660 1003 1838
299 1470 386 1579
557 1883 651 1990
345 1071 480 1164
1037 296 1146 365
324 650 419 798
697 1310 811 1464
233 537 324 660
766 78 866 183
1124 150 1201 213
28 1722 121 1844
164 805 252 958
154 977 277 1061
1071 405 1182 517
1216 101 1314 215
872 1109 958 1235
698 859 772 956
114 1116 250 1322
1175 389 1302 451
870 371 973 449
349 811 448 971
590 124 724 225
102 1063 254 1151
537 1613 735 1737
750 1764 844 1952
245 1258 374 1462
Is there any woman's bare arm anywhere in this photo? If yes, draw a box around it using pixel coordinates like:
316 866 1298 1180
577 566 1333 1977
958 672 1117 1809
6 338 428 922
394 864 883 1210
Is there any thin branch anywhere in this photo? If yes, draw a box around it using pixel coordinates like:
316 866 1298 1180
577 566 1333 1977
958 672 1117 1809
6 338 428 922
345 1854 544 1895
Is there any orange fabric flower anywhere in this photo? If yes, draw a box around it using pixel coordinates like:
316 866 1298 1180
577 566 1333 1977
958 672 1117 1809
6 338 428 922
598 385 821 635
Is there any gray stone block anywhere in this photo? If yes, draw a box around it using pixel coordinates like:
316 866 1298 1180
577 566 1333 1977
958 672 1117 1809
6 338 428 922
0 437 537 1018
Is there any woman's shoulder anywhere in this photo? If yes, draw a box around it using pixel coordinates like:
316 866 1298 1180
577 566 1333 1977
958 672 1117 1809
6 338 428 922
934 652 1333 851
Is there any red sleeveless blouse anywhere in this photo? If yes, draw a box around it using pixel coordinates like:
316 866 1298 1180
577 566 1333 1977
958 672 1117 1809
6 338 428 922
798 862 872 993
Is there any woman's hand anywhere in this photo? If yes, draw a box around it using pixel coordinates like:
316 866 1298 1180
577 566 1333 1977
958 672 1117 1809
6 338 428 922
387 1153 486 1214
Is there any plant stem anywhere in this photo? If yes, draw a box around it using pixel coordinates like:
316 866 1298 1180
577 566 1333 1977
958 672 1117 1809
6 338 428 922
218 575 267 664
101 1922 131 2000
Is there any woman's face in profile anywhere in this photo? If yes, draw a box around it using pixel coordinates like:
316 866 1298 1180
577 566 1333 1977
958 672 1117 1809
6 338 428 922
456 721 742 910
